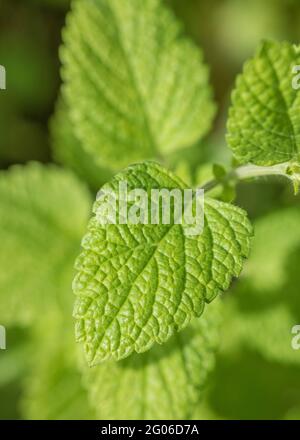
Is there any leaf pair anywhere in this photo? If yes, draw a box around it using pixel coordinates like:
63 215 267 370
57 0 300 404
4 0 300 421
56 0 255 366
58 0 300 181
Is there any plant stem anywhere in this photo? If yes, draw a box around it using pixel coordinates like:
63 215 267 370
202 162 292 194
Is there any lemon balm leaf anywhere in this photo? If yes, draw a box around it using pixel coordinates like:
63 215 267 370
60 0 215 171
50 98 112 190
73 162 252 364
227 41 300 166
81 299 221 420
0 163 91 326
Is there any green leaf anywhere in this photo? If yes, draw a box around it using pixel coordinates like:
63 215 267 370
173 160 193 186
226 303 300 366
206 345 300 420
227 40 300 166
195 163 215 187
223 206 300 366
0 327 31 387
21 312 95 420
50 97 112 190
81 299 221 420
61 0 215 171
73 162 252 364
0 163 91 326
0 163 94 418
213 164 227 180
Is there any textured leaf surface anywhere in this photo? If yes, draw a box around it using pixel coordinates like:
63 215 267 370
51 98 112 190
73 162 252 364
81 299 221 420
223 206 300 366
61 0 215 170
0 163 91 325
227 41 300 165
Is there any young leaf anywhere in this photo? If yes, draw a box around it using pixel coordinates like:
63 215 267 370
0 163 91 326
73 162 252 364
227 41 300 166
50 98 112 190
81 299 221 420
61 0 215 171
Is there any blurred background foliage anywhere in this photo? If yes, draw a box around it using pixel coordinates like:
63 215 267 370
1 0 300 420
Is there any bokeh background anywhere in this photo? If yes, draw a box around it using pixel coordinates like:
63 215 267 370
1 0 300 420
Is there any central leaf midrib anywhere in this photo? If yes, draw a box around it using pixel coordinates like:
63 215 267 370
92 224 178 359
